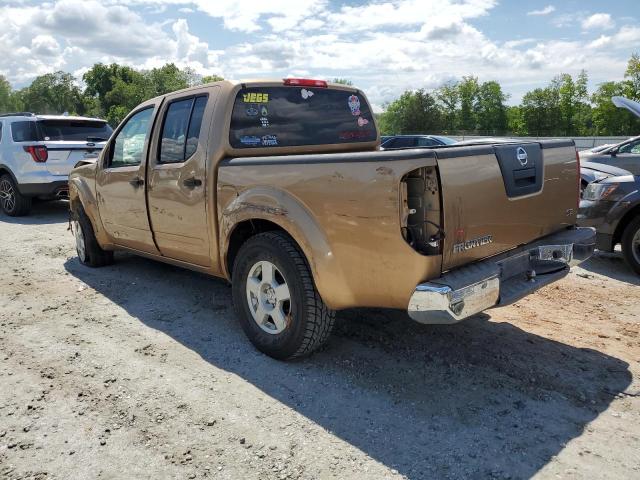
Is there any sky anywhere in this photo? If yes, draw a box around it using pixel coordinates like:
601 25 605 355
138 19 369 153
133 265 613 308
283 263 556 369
0 0 639 111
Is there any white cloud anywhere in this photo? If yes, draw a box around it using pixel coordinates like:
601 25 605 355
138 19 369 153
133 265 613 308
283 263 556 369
0 0 636 109
527 5 555 16
582 13 615 31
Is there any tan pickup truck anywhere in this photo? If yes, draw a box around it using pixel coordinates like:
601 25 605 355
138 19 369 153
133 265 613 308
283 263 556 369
69 79 595 359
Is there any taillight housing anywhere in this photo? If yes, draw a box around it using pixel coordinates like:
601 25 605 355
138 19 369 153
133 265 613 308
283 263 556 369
283 78 328 88
24 145 48 163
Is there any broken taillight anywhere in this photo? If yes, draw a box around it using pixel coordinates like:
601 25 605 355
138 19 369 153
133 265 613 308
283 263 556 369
24 145 48 163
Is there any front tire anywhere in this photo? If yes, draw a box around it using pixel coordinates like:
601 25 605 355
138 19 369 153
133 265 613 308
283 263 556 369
621 216 640 275
232 231 335 360
0 174 32 216
72 206 114 268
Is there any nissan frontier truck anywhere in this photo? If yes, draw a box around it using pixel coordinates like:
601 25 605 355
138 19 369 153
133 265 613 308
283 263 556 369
68 79 595 359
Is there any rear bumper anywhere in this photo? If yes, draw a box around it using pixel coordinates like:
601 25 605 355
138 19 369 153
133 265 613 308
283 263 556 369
18 180 69 198
408 227 596 324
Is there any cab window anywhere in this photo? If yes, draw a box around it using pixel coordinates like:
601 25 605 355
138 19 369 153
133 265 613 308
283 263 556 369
159 95 208 163
109 107 154 167
229 86 376 148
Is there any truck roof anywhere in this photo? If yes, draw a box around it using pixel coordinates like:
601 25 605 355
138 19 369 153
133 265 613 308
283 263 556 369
143 79 359 103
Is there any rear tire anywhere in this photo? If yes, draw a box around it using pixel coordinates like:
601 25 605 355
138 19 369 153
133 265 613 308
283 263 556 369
0 174 32 216
72 206 114 268
231 231 335 360
621 216 640 275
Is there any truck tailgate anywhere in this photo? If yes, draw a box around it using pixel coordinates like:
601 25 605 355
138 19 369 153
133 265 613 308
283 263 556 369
436 140 579 271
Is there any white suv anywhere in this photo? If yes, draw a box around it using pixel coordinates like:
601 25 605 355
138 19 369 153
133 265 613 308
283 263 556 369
0 112 112 216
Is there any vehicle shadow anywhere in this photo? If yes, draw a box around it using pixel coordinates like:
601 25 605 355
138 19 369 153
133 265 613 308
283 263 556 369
0 200 68 225
64 255 631 479
578 249 640 286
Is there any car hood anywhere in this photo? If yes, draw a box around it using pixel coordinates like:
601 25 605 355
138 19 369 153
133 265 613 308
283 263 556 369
581 161 632 177
612 96 640 118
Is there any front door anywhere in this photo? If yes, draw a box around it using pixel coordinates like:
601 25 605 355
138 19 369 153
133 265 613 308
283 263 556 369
96 105 160 254
146 89 215 266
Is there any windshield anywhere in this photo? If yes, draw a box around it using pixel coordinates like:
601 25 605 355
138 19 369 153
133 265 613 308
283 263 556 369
431 135 457 145
229 86 377 148
39 120 113 142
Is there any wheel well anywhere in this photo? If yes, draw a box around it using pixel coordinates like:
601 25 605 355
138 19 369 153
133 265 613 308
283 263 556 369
0 166 16 183
226 219 288 278
613 204 640 246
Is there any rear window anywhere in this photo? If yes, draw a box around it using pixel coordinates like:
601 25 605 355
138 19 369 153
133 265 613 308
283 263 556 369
159 95 208 163
11 121 40 142
229 86 377 149
39 120 113 142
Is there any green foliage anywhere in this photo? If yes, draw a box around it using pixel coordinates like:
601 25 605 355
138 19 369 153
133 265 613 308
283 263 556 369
435 82 459 133
20 71 86 115
0 75 21 112
378 89 441 135
625 53 640 100
591 81 640 135
476 81 508 134
0 53 639 136
506 106 527 135
201 74 224 84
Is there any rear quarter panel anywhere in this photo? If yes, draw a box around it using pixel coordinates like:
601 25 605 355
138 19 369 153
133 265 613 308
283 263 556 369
217 153 442 310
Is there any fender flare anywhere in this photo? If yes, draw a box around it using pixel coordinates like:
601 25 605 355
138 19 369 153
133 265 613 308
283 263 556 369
68 174 110 246
219 186 348 309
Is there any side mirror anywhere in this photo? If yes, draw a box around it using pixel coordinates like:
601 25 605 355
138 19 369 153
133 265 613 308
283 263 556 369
609 148 618 157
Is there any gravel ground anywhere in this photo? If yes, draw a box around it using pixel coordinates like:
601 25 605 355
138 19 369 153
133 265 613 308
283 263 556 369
1 200 639 480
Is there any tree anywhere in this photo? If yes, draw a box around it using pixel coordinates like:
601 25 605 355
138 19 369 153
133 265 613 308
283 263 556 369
458 76 479 131
83 63 144 115
506 106 527 135
20 71 86 115
201 74 224 84
476 81 508 134
332 78 353 86
143 63 191 98
435 82 459 132
0 75 21 113
625 52 640 100
378 89 441 134
591 81 639 135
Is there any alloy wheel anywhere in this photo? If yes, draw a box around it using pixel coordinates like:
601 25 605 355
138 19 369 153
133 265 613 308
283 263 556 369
0 178 16 213
73 220 86 263
245 260 292 334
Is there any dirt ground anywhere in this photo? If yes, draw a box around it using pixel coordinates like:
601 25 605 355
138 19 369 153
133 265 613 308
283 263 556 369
1 200 639 480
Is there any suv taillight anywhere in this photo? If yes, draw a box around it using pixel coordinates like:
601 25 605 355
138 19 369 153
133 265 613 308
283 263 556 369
24 145 48 163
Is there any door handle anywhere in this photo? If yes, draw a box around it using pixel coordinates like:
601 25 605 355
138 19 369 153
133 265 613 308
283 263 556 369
183 177 202 188
129 177 144 187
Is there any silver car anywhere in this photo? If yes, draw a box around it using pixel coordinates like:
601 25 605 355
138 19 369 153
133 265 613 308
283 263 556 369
0 113 111 216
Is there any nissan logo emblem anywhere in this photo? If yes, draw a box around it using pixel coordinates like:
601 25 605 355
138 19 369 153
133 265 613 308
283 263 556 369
516 147 528 166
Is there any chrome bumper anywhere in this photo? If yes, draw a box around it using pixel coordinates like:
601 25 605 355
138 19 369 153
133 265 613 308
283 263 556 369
408 227 596 324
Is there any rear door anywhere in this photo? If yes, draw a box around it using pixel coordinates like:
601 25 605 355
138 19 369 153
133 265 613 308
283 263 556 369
436 142 578 271
146 87 216 266
96 105 159 253
39 119 112 175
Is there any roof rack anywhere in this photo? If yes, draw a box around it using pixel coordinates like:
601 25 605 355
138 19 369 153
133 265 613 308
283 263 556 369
0 112 36 118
